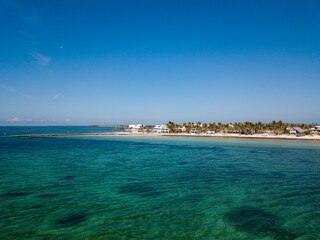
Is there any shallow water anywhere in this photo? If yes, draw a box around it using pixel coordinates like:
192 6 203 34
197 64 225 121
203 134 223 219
1 128 320 239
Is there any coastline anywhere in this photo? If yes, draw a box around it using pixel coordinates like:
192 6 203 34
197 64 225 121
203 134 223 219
12 132 320 141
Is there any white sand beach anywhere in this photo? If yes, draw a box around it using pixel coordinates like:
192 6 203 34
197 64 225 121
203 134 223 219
113 132 320 141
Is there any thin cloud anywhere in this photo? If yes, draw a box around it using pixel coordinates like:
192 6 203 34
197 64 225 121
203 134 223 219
30 52 51 66
53 93 62 100
6 117 21 122
5 118 47 123
0 84 16 93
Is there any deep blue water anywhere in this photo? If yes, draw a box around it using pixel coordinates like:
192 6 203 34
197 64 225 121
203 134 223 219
0 127 320 239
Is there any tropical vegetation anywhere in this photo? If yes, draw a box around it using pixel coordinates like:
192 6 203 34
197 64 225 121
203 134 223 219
166 120 318 135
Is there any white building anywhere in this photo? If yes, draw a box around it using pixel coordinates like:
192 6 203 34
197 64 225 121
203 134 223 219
153 125 170 134
127 124 142 133
180 126 187 132
206 130 215 134
190 128 200 134
293 127 306 134
309 127 320 135
287 127 296 135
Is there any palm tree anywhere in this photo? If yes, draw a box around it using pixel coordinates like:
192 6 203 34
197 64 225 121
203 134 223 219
195 123 202 133
167 121 176 133
140 124 144 133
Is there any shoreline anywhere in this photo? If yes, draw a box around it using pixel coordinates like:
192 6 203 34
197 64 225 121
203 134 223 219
12 132 320 141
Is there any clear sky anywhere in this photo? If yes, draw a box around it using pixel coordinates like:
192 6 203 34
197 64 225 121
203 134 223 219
1 0 320 125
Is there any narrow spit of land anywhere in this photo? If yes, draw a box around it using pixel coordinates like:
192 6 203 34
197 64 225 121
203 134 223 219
12 133 121 137
12 132 320 141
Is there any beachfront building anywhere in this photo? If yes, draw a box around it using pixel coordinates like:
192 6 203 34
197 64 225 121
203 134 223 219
127 124 142 133
293 127 306 135
241 128 255 135
206 130 215 134
179 126 187 132
290 129 296 135
287 127 297 135
309 126 320 135
309 128 318 135
153 125 170 134
190 128 200 134
173 126 187 133
264 130 273 134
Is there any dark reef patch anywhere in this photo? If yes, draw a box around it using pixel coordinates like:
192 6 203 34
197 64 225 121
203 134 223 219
55 213 86 226
64 175 75 180
118 183 161 197
0 191 31 199
224 206 296 240
32 204 46 208
38 193 59 198
179 161 189 165
270 172 287 178
204 178 215 183
105 162 122 167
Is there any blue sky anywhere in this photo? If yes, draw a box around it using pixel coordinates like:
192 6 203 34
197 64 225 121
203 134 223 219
1 0 320 125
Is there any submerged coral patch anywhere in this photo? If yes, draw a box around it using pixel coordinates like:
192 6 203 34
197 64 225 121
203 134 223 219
32 204 45 208
38 193 59 198
64 175 75 180
224 206 296 239
270 171 287 178
118 183 161 197
0 191 31 199
55 213 86 226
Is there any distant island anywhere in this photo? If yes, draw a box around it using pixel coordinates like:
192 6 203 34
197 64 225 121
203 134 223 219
127 121 319 135
85 125 116 127
123 121 320 140
13 121 320 141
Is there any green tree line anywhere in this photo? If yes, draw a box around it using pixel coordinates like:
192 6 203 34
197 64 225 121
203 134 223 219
166 121 318 135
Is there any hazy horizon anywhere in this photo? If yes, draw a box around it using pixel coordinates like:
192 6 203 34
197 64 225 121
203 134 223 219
1 119 319 127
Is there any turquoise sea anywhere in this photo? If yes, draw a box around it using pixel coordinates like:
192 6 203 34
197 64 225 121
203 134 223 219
1 127 320 239
0 126 117 137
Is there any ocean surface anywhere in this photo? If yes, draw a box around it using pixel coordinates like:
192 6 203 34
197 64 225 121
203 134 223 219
0 126 117 137
1 127 320 239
